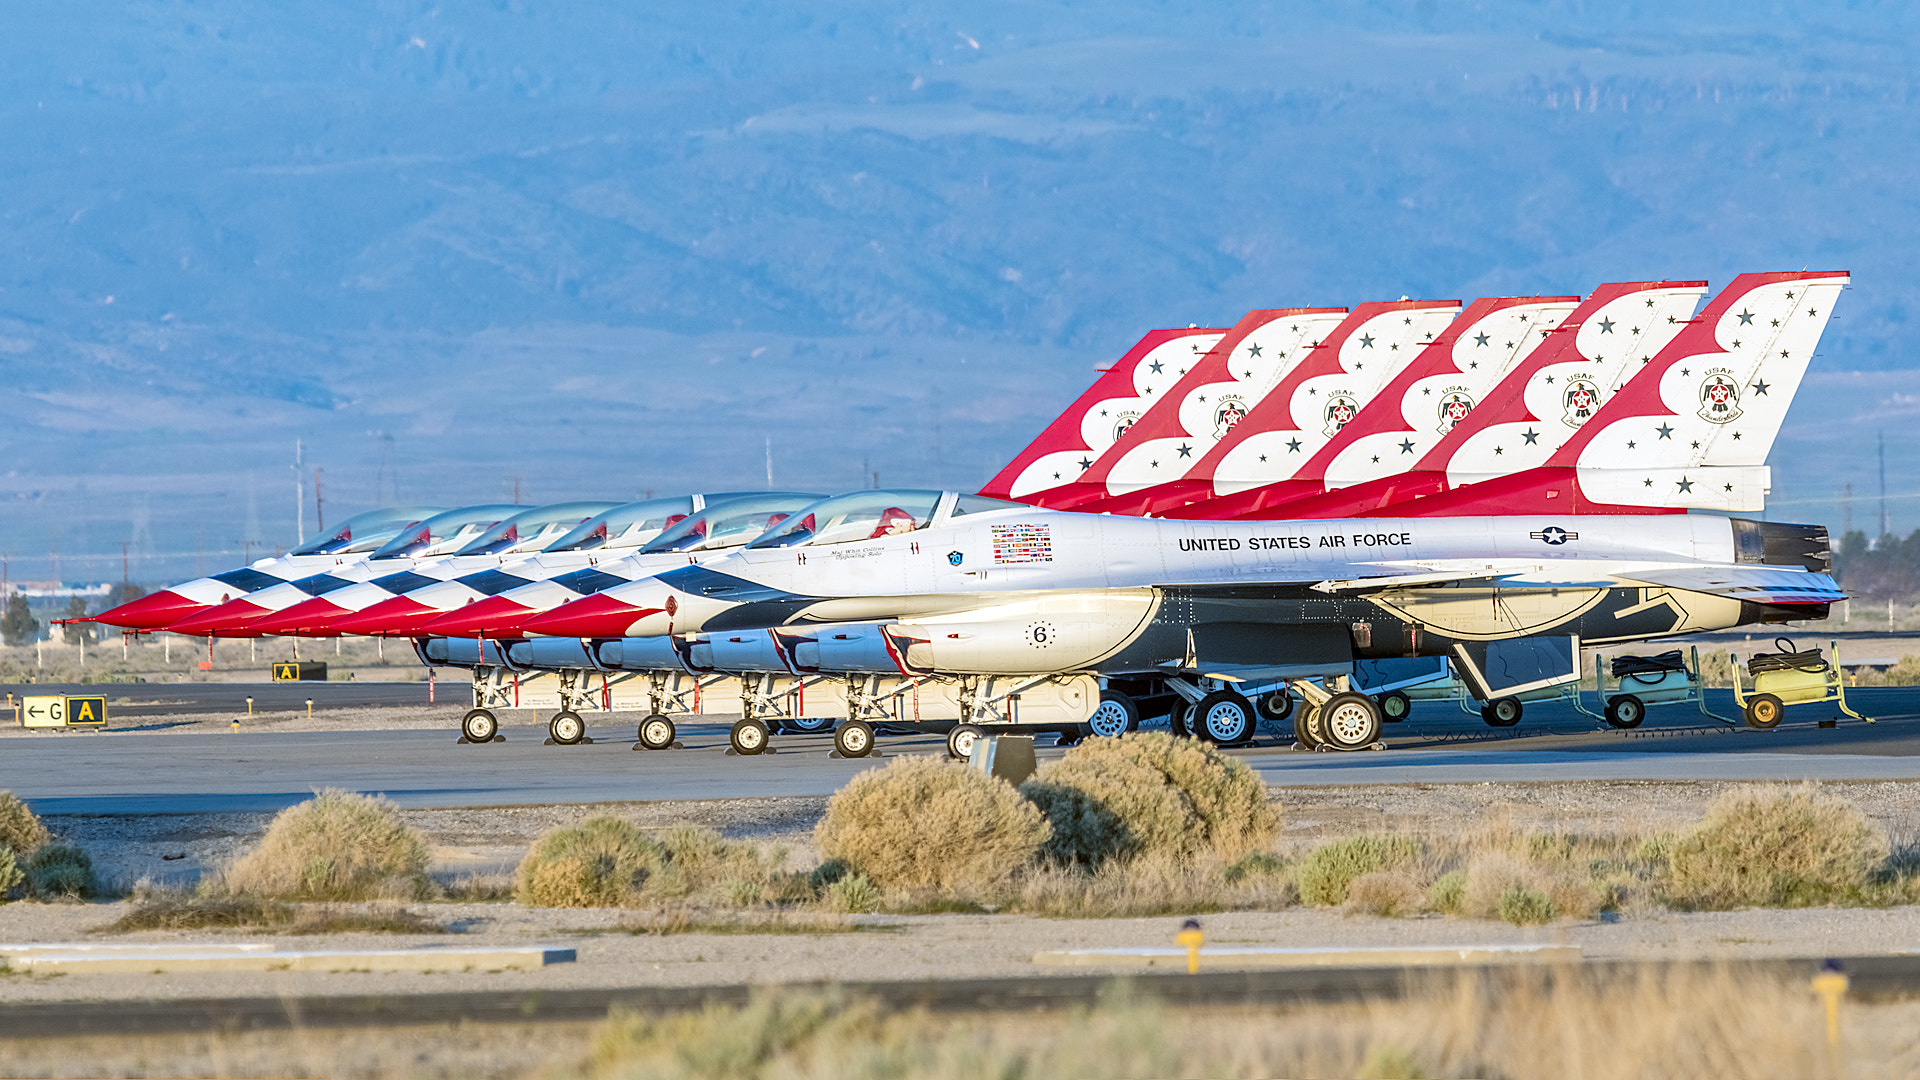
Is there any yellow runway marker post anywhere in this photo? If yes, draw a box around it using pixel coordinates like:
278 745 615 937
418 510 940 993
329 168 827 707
1176 918 1204 974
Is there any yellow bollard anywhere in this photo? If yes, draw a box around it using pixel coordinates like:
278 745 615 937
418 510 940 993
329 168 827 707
1176 918 1204 974
1811 960 1848 1047
306 698 314 719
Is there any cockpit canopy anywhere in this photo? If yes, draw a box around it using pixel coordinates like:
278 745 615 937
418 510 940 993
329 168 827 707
640 493 825 554
289 506 449 556
545 492 771 554
368 504 520 561
747 491 1026 549
452 501 624 557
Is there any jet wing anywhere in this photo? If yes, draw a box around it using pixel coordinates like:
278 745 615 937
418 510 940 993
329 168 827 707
1609 565 1844 606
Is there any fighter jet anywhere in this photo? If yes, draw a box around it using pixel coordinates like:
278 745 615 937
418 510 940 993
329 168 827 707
90 505 446 630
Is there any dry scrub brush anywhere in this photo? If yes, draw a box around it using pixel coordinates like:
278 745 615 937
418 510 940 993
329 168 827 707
224 789 432 901
1019 731 1277 867
815 755 1049 897
0 792 49 855
1667 783 1890 908
518 818 809 909
1294 834 1421 907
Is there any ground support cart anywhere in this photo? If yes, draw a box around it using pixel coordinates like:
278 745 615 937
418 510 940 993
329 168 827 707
1731 638 1874 730
1573 646 1732 730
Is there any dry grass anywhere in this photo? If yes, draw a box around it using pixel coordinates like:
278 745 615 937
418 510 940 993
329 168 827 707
0 791 49 855
1015 851 1294 918
816 755 1049 897
1295 835 1422 907
517 819 808 909
1343 870 1426 917
106 895 443 934
224 789 432 901
1020 731 1278 867
568 966 1889 1080
1668 783 1891 909
603 907 883 936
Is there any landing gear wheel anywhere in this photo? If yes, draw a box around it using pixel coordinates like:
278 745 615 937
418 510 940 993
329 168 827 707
1605 694 1646 730
1745 693 1785 730
1195 690 1255 746
1088 690 1138 738
835 720 875 758
461 708 498 743
1319 691 1383 751
780 714 834 734
1257 689 1295 723
548 711 586 745
946 722 985 760
1170 703 1193 738
636 713 676 751
1293 705 1323 750
1377 691 1412 723
1481 697 1523 727
730 718 770 755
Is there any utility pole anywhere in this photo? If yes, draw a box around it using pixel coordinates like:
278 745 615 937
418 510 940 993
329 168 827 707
509 476 523 505
294 439 305 545
120 542 129 584
1879 432 1889 537
313 467 325 534
765 437 773 489
1842 483 1853 535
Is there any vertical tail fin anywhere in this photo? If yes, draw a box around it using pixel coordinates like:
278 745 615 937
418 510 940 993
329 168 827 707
979 327 1224 501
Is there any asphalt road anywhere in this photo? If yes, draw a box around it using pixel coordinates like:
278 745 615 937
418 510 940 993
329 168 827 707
2 681 435 718
6 685 1920 814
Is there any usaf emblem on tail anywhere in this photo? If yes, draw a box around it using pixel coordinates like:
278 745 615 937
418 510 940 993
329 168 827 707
1323 393 1359 436
1562 378 1602 427
1699 372 1743 423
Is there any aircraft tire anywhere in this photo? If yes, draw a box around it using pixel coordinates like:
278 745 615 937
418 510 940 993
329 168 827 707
1257 689 1294 723
1745 693 1785 730
461 708 498 743
1377 691 1412 723
835 720 875 758
1088 690 1138 738
1319 691 1383 751
1604 694 1646 730
1195 690 1255 746
946 722 985 761
1481 697 1523 727
636 714 676 751
780 714 834 734
1293 705 1323 750
548 711 586 745
730 718 770 756
1170 702 1192 738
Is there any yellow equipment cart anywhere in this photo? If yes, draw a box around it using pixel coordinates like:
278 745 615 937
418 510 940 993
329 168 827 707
1732 638 1873 729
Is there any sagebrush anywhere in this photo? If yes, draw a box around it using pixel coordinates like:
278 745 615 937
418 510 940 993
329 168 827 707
816 755 1049 896
224 789 431 901
1667 784 1889 909
1019 731 1277 867
0 791 48 855
1295 835 1421 907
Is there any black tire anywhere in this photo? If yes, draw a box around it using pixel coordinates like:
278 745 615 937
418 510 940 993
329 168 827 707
548 710 586 745
1170 702 1192 738
1319 691 1383 751
1293 704 1323 750
1604 694 1646 730
1088 689 1138 738
781 714 834 734
461 708 498 743
729 717 770 755
1257 689 1295 723
1377 690 1412 723
946 722 985 760
836 719 875 758
1194 690 1255 746
1745 692 1785 730
636 713 676 751
1481 697 1523 727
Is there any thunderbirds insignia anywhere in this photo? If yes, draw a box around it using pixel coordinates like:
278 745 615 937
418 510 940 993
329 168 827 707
1110 409 1142 441
1436 388 1474 434
1561 378 1601 427
1323 393 1359 436
1212 395 1248 438
1698 372 1742 423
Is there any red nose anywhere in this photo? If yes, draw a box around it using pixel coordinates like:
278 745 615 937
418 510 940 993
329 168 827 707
518 594 662 639
92 590 206 629
247 597 353 637
162 599 272 637
419 596 537 638
326 597 445 637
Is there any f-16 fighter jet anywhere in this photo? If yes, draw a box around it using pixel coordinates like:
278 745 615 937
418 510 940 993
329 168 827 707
90 505 446 630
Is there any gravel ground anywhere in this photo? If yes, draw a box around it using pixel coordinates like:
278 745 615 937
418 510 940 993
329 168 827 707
0 778 1913 1004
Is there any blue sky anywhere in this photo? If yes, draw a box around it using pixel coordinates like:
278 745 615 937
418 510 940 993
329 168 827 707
1 1 1914 581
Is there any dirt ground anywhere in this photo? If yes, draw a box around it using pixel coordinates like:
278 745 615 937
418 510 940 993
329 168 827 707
0 778 1911 1007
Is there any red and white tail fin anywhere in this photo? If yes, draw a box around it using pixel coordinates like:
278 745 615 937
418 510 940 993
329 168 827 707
1124 300 1462 512
980 327 1224 502
1403 271 1849 516
1239 280 1706 518
1043 307 1353 509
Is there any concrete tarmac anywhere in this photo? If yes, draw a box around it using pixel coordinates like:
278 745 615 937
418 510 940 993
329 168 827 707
4 685 1920 814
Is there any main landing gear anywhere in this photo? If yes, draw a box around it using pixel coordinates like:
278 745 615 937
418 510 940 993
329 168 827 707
460 709 506 744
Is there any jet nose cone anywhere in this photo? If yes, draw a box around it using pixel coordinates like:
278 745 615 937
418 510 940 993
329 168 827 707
420 596 536 638
94 590 204 629
327 596 442 637
163 599 271 637
248 598 351 637
519 593 665 639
